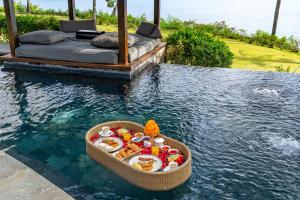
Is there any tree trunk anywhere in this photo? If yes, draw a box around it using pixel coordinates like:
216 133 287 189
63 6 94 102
93 0 97 21
26 0 31 13
272 0 281 35
111 5 117 16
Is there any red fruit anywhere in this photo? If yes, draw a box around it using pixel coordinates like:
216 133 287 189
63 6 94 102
176 154 184 165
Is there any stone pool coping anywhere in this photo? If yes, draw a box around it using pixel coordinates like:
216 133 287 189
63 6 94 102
0 145 75 200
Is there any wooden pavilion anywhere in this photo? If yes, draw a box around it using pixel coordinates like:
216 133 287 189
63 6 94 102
0 0 166 79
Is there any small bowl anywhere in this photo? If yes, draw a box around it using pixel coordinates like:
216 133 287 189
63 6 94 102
154 137 165 146
160 145 171 152
134 132 145 138
131 137 143 143
99 129 113 137
143 141 152 148
142 136 150 141
101 126 111 131
168 148 179 155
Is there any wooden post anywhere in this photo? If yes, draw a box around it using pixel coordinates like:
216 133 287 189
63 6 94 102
117 0 128 65
154 0 160 26
68 0 76 20
3 0 18 56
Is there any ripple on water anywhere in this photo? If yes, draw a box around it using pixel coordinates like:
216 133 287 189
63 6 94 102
267 134 300 155
253 88 280 97
0 65 300 200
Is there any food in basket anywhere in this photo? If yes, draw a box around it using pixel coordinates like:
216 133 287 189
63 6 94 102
89 133 100 143
127 143 141 152
102 138 119 147
154 137 165 146
115 143 141 160
144 120 160 138
168 154 184 165
168 148 179 155
133 163 143 170
117 128 130 136
137 157 155 171
160 145 171 152
131 137 143 143
99 129 114 137
134 132 144 137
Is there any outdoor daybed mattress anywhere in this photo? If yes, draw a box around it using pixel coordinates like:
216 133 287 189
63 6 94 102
15 34 161 65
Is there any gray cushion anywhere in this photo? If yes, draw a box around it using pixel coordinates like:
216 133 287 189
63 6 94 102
16 39 119 64
60 20 96 33
149 26 162 39
128 34 161 62
90 32 140 49
19 30 66 45
136 22 162 39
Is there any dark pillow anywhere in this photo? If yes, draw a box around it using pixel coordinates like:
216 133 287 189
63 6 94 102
60 20 96 33
136 22 162 39
149 26 162 39
90 32 140 49
136 22 156 37
19 30 66 45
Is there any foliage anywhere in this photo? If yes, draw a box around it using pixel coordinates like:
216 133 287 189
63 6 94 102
275 65 292 73
105 0 116 8
193 21 299 53
0 14 60 42
166 27 234 68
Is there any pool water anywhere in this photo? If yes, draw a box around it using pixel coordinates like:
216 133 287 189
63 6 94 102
0 65 299 200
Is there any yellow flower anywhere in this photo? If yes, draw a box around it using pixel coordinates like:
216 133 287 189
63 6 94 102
144 120 160 138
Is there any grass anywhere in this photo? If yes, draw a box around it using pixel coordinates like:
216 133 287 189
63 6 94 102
224 39 300 73
98 24 300 73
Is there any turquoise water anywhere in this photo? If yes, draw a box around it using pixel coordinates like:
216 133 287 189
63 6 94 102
0 65 300 199
1 0 299 38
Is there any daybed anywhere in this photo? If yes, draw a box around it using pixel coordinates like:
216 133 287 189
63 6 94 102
15 33 161 65
1 0 165 80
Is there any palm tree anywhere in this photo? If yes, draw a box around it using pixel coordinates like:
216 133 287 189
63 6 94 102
272 0 281 35
26 0 31 13
93 0 97 21
106 0 117 16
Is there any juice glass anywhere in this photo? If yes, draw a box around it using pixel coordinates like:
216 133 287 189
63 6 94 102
123 132 131 142
151 146 160 156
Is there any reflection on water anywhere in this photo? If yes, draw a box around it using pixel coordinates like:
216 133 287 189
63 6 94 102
0 65 300 200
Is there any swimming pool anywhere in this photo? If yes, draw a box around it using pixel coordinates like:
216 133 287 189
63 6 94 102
0 64 299 199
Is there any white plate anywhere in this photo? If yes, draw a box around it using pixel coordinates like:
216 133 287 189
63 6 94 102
94 137 123 153
98 129 114 137
129 155 162 172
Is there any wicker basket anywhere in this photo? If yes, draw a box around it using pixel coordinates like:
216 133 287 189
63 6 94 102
85 121 192 191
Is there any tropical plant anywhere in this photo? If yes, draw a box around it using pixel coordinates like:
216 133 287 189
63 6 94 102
105 0 117 16
275 65 291 73
166 27 234 68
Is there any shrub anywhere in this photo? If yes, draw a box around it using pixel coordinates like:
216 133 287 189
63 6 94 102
166 27 234 68
0 14 60 40
275 65 292 73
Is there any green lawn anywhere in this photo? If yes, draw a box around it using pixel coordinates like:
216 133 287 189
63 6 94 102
98 24 300 73
224 39 300 73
